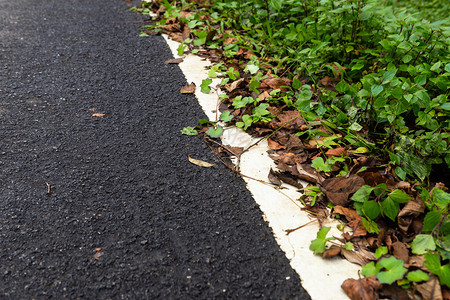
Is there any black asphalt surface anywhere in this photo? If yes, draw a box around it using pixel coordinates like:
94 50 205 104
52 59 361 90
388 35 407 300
0 0 310 298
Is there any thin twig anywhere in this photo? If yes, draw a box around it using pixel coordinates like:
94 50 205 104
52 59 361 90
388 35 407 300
285 219 318 235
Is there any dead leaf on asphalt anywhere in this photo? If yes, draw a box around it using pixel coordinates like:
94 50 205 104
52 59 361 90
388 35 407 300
92 113 105 117
164 58 184 64
93 251 104 260
181 82 196 94
188 155 215 168
341 276 381 300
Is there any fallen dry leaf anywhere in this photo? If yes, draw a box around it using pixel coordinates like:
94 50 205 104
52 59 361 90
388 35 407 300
267 138 286 150
180 82 196 94
93 251 104 260
341 276 381 300
322 245 342 259
397 196 425 234
415 275 443 300
188 155 215 168
92 113 105 117
296 163 325 184
392 241 409 263
341 247 375 266
325 147 348 158
268 168 282 186
225 78 246 93
164 58 184 64
321 175 365 206
334 205 367 238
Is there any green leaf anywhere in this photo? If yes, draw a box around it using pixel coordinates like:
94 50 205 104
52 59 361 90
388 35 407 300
177 43 186 56
206 126 224 138
371 85 384 97
349 122 363 132
244 63 259 75
382 70 397 83
381 197 400 221
445 63 450 73
361 262 381 277
414 75 427 86
309 227 334 255
411 234 436 255
374 246 388 259
345 242 354 250
335 81 348 93
292 77 302 89
388 189 411 203
407 270 429 282
423 211 442 233
361 217 380 234
220 111 234 122
311 157 332 173
432 189 450 212
180 126 198 136
425 252 450 288
376 256 407 284
200 78 213 93
395 167 407 181
351 185 374 203
363 201 381 220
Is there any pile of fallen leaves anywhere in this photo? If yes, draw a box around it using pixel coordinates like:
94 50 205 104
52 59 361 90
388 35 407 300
134 1 449 299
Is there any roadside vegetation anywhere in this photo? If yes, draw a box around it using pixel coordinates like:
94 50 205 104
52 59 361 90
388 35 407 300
131 0 449 298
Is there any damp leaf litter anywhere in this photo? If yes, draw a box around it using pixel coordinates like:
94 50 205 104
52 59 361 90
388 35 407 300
131 0 450 299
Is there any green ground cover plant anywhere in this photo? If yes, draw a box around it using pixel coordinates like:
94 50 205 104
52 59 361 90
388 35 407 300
132 0 449 298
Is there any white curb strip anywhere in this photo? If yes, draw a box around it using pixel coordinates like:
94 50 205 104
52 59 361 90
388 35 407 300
162 35 360 300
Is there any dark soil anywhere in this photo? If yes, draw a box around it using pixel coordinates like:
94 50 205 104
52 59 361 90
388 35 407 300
0 0 310 298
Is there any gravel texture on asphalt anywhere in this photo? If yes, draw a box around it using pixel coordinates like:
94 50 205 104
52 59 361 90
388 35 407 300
0 0 311 298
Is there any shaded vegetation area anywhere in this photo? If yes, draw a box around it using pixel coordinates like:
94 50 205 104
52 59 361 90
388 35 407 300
132 0 449 299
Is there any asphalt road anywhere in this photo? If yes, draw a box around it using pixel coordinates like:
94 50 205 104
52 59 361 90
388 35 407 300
0 0 311 298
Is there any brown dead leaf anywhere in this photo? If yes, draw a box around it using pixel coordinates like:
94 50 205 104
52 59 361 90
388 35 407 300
321 175 365 206
406 255 425 269
322 245 342 259
274 110 305 131
225 78 246 92
164 58 184 64
180 82 196 94
93 251 104 260
224 37 238 45
415 275 443 300
341 276 381 300
269 169 304 189
296 163 325 184
378 283 410 300
341 248 375 266
392 241 409 263
285 134 304 152
258 91 270 101
270 152 296 165
319 75 338 87
333 206 367 238
398 196 425 234
268 168 282 186
261 77 290 90
188 155 214 168
92 113 105 117
325 147 348 158
268 138 286 150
